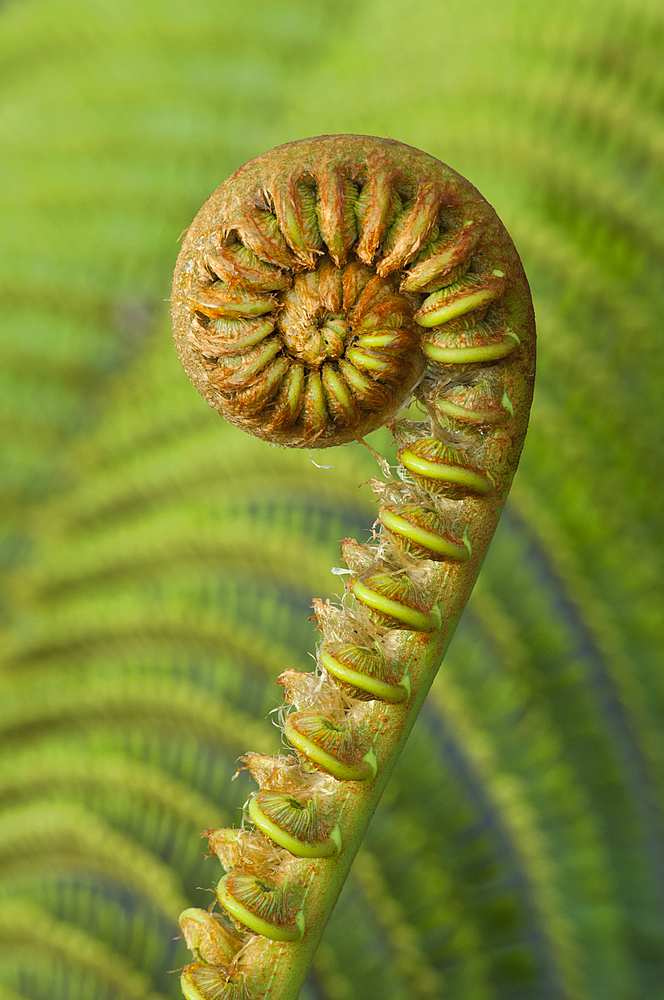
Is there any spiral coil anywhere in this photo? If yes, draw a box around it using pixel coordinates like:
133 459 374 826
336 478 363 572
172 134 535 999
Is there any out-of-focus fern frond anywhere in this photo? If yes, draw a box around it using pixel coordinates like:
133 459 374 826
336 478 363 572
0 0 354 576
1 0 663 999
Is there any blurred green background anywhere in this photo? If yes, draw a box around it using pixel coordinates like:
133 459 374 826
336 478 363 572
1 0 663 998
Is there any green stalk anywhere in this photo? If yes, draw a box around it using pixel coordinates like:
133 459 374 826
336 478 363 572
244 508 514 999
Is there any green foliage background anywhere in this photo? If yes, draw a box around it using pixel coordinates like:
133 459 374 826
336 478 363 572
1 1 663 997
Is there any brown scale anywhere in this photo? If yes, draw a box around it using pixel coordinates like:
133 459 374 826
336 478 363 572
179 909 243 966
354 172 400 264
241 752 321 797
311 596 379 654
377 181 445 275
269 175 323 268
339 537 378 575
206 828 282 878
401 217 482 293
236 203 298 271
314 169 359 267
231 357 290 418
277 667 342 713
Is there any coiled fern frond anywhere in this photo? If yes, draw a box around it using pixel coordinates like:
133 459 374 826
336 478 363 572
170 132 536 999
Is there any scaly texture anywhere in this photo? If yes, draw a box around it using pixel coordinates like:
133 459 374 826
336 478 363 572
171 136 526 449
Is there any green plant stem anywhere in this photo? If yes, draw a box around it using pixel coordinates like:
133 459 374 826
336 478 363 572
243 492 510 1000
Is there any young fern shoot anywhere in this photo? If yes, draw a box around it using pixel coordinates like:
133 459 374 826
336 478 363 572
171 134 536 1000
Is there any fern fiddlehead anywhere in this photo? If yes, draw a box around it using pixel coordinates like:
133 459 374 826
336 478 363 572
171 134 536 1000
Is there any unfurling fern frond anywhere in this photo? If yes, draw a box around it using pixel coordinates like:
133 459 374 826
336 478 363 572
170 134 535 1000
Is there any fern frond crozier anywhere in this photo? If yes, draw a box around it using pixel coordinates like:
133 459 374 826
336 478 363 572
171 134 536 1000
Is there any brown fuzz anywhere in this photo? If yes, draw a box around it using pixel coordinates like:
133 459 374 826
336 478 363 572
179 909 243 966
172 135 521 448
